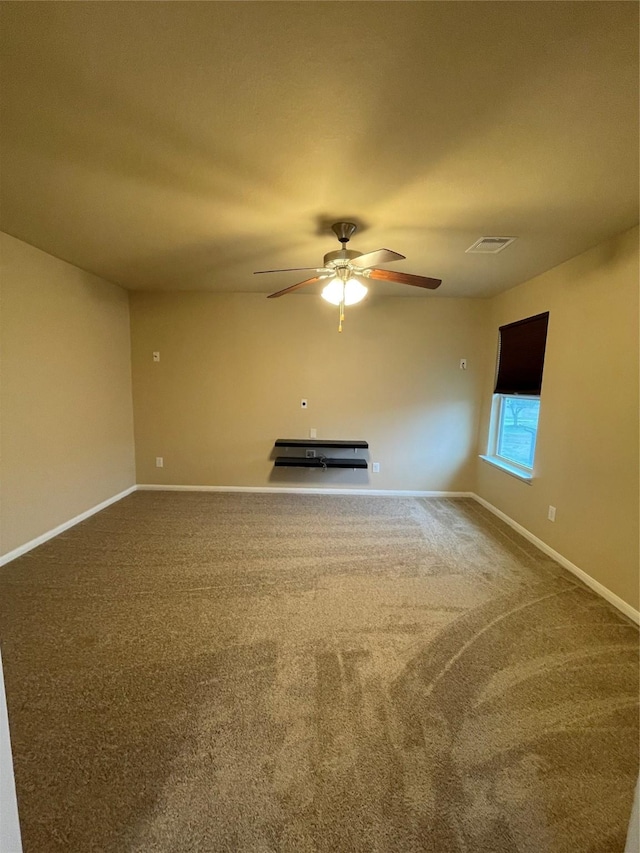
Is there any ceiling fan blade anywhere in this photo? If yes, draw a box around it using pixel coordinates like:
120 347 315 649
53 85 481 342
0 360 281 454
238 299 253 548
351 249 406 269
367 268 442 289
254 266 329 275
267 274 333 299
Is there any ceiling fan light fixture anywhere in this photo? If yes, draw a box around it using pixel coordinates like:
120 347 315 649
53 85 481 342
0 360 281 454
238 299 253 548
321 278 368 306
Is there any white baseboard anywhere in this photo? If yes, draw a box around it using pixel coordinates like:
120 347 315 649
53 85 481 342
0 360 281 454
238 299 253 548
0 485 137 567
471 493 640 625
137 484 474 498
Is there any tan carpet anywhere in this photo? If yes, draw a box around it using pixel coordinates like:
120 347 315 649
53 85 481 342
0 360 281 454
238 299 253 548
0 493 637 852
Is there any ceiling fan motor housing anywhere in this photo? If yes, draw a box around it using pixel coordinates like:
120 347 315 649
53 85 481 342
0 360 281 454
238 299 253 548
323 248 362 267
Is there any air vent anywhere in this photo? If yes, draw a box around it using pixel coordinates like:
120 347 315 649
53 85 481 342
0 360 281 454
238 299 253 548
466 236 516 254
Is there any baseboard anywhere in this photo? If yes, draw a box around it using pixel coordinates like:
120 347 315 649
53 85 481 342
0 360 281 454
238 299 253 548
137 484 475 498
0 485 137 567
471 493 640 625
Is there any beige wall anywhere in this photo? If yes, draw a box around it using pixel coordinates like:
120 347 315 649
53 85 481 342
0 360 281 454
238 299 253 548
130 293 488 492
476 226 639 610
0 233 136 556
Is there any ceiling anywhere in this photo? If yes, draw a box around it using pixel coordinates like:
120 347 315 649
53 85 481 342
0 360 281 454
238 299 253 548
0 2 638 298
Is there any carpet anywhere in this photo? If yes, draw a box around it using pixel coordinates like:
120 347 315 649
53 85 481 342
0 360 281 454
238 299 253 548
0 493 637 852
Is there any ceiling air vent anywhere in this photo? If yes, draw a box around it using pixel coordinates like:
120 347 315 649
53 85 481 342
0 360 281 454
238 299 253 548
466 236 516 254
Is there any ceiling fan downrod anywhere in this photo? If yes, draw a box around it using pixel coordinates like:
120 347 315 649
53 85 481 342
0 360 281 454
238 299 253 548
330 222 358 268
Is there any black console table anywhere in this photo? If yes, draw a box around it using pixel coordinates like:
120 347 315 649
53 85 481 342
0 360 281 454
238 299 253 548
274 439 369 469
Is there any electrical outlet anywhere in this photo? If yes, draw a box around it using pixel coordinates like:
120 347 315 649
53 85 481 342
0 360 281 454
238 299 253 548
156 457 164 468
153 351 160 362
300 398 308 409
310 428 317 438
548 505 556 522
305 449 316 458
372 462 380 473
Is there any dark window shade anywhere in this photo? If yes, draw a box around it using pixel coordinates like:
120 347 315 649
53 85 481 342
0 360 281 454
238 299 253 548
494 312 549 395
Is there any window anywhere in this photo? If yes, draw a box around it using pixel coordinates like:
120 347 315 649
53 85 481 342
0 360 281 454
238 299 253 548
482 312 549 480
492 394 540 470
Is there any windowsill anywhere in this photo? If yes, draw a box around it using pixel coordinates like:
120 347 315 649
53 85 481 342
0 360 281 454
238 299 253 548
479 455 533 483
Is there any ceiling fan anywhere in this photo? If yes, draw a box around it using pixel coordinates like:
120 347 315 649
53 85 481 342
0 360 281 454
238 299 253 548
254 222 442 331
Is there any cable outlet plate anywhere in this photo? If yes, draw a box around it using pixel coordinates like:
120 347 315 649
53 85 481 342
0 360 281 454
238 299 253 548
306 449 316 458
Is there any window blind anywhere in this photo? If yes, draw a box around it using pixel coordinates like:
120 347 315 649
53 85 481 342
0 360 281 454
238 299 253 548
494 312 549 395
